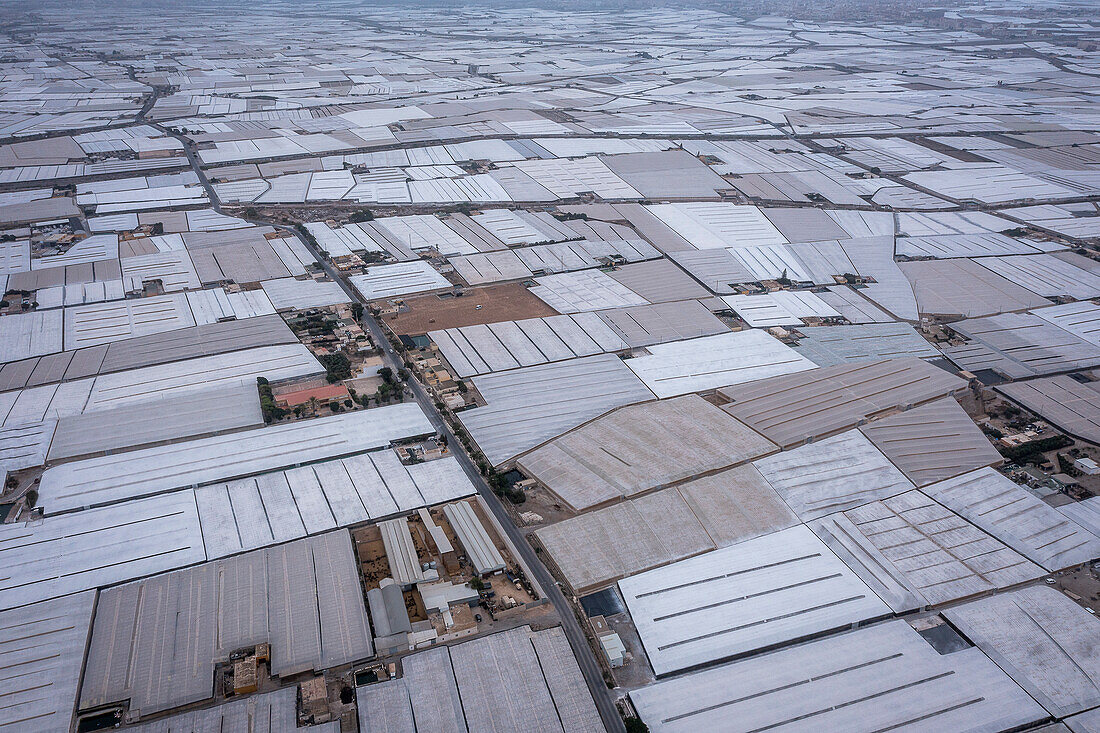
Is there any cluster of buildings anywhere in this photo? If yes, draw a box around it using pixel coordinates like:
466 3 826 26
0 1 1098 732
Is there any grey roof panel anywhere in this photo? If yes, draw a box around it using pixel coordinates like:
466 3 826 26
99 313 298 374
357 680 416 733
858 397 1002 486
996 375 1100 444
0 591 95 733
762 207 851 242
60 343 109 381
0 490 206 609
1059 497 1100 538
818 285 895 324
943 586 1100 718
450 627 564 733
535 464 798 594
442 500 505 575
924 467 1100 571
900 258 1051 318
536 486 714 594
402 646 466 733
519 394 775 511
0 316 298 393
949 312 1100 377
618 525 892 676
1067 708 1100 733
530 627 605 733
719 358 966 448
605 258 711 304
601 150 729 199
359 626 600 733
48 382 264 461
596 300 728 348
26 351 74 387
40 404 432 513
80 531 371 717
792 323 941 366
666 249 756 294
630 620 1047 733
0 359 37 392
127 687 337 733
753 429 914 521
458 354 654 466
810 490 1044 610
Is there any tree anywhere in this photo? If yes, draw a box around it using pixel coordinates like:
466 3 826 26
624 717 649 733
350 302 363 321
998 434 1073 464
257 377 286 423
319 353 352 383
469 577 486 591
379 366 394 384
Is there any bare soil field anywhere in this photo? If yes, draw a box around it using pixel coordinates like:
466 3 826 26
385 283 559 335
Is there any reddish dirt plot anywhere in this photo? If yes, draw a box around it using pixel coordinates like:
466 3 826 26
385 282 559 335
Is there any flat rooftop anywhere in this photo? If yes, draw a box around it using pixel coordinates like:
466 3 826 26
39 404 433 512
0 591 94 733
518 394 776 511
752 429 914 521
0 490 205 609
630 620 1047 733
944 586 1100 719
718 358 966 448
811 490 1044 612
80 530 372 718
535 464 797 594
924 468 1100 572
457 353 655 466
619 525 892 676
357 626 602 733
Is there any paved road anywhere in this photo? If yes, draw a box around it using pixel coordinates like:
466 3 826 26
303 246 626 733
314 251 626 733
168 129 625 733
